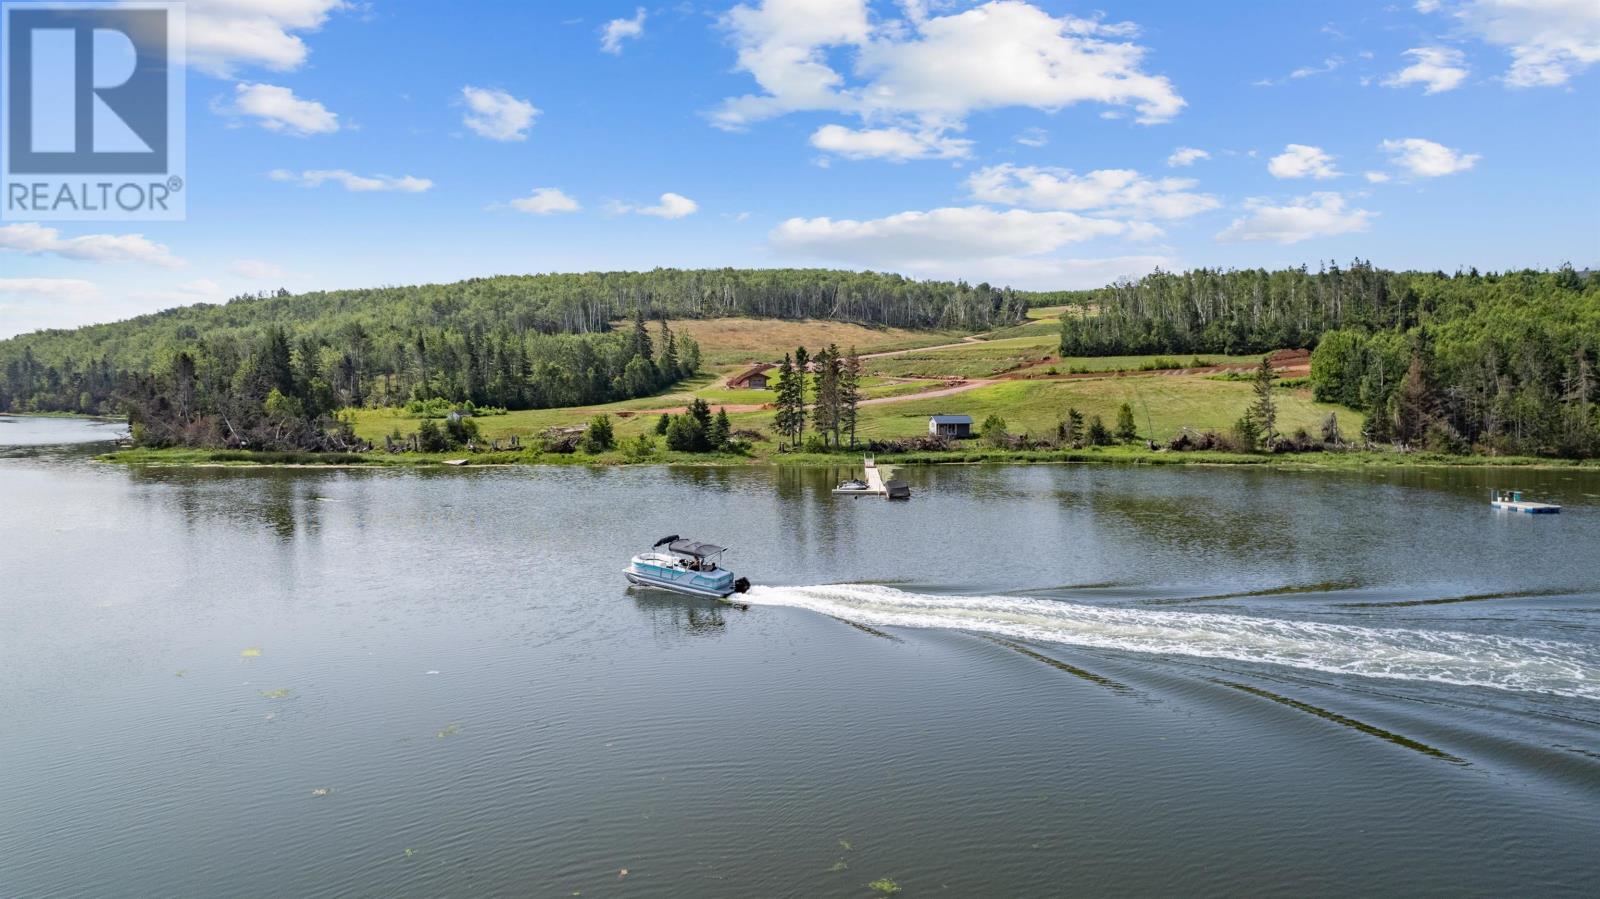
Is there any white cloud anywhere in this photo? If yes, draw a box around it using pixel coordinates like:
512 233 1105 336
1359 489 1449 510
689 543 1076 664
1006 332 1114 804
129 279 225 305
809 123 971 160
230 259 287 279
1268 144 1341 179
714 0 1184 157
769 205 1174 288
772 205 1142 266
612 193 699 219
180 0 347 77
1166 146 1209 167
507 188 582 214
1290 55 1345 79
1382 47 1470 93
269 169 433 192
1380 137 1481 176
221 83 339 135
601 7 647 54
1422 0 1600 87
1364 170 1391 183
0 223 182 268
0 278 109 337
965 164 1219 220
460 87 540 141
1014 127 1049 147
0 277 100 302
1215 193 1373 244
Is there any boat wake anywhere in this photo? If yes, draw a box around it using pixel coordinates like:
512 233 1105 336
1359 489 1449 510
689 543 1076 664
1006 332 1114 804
742 583 1600 700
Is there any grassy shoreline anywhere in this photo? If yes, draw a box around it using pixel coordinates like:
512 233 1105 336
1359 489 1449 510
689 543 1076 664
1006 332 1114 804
98 445 1600 471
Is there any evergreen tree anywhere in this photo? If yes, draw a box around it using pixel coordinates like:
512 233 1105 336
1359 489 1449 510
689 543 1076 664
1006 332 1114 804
1247 355 1278 447
812 344 841 446
581 413 615 453
1087 415 1111 446
1394 352 1434 444
1064 407 1084 446
658 321 679 378
838 346 862 448
656 413 670 435
1115 402 1138 442
709 407 731 449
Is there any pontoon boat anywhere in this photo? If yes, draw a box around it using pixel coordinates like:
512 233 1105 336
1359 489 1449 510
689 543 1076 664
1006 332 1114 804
625 535 752 598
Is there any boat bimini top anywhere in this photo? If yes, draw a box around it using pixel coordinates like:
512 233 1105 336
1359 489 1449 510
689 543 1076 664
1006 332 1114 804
654 535 728 560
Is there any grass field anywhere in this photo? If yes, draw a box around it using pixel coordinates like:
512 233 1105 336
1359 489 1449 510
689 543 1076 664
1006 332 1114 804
644 318 966 366
328 316 1362 461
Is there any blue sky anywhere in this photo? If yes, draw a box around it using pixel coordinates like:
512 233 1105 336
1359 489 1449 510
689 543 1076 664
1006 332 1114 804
2 0 1597 336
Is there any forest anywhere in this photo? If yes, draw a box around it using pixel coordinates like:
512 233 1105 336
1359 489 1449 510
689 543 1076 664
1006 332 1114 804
1059 263 1600 457
0 268 1024 450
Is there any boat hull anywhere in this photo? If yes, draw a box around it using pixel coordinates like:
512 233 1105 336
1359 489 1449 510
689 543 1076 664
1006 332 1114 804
1490 501 1561 514
624 565 744 598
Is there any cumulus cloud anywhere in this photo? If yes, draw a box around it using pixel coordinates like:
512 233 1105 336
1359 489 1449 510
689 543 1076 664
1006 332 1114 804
220 83 339 135
1382 47 1470 93
772 206 1143 266
230 259 287 280
0 223 183 268
965 164 1219 220
461 87 540 141
1166 146 1209 167
769 205 1174 288
507 188 582 214
1268 144 1341 179
1420 0 1600 87
601 7 647 54
714 0 1184 157
1380 137 1481 176
180 0 347 76
1215 193 1373 244
0 278 109 337
611 193 699 219
1365 170 1392 183
809 123 971 160
269 169 433 192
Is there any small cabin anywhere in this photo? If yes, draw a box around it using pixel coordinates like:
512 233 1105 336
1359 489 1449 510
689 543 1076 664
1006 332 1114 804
726 363 774 390
928 414 973 439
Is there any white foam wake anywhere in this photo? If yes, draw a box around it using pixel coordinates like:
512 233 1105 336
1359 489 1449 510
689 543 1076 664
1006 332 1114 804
743 584 1600 700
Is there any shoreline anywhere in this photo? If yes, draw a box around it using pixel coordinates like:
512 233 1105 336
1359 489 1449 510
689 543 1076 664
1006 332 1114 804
95 445 1600 471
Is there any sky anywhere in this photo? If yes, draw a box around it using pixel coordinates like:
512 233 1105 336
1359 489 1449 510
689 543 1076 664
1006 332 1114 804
1 0 1598 337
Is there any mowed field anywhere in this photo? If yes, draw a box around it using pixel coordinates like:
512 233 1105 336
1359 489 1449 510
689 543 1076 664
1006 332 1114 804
646 318 967 366
350 315 1359 450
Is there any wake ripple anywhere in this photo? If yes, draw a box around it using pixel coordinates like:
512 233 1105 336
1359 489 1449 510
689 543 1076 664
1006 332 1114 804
743 584 1600 700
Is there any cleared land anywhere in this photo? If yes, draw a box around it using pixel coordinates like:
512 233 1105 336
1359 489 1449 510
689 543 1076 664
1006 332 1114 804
349 313 1357 452
644 318 966 366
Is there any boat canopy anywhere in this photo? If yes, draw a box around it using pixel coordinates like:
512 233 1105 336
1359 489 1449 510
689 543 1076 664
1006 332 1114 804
667 539 726 559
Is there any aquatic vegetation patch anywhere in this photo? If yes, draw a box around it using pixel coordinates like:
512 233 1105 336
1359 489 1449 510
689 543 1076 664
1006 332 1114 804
436 723 461 739
240 647 262 658
259 688 293 699
868 877 902 895
1219 681 1466 764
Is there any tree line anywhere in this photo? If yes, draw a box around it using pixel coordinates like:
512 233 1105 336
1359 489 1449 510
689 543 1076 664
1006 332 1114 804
769 344 864 451
1061 264 1599 457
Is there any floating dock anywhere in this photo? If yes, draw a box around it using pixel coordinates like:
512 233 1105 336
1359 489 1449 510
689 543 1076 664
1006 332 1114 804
833 455 910 500
1490 490 1560 514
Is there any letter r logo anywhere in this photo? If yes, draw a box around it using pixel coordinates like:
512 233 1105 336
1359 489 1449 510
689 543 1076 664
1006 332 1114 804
6 6 168 173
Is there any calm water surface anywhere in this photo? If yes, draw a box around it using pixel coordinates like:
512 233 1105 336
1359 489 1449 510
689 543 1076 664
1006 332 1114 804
2 416 1598 897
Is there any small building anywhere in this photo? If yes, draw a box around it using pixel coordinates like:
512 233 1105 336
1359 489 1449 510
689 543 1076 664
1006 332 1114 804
726 363 774 390
928 414 973 439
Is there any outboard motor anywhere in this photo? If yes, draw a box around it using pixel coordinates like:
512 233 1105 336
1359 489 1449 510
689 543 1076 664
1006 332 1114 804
733 577 751 594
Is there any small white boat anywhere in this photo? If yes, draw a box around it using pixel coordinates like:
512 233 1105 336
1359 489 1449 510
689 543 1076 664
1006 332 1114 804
834 478 872 493
1490 489 1561 514
624 535 751 599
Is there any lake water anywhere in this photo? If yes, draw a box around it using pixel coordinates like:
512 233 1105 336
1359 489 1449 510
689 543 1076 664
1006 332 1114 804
2 416 1598 897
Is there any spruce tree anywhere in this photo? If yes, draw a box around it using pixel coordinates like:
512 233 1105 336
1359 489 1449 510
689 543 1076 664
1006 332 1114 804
1248 355 1278 447
838 346 861 448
